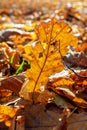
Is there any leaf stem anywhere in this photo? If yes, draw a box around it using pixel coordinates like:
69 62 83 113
32 23 54 104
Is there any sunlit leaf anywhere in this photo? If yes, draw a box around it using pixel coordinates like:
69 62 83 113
35 18 78 56
73 97 87 108
0 105 19 126
19 18 78 103
48 77 74 88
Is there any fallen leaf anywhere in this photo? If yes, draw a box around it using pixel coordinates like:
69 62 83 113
70 70 87 89
64 51 87 68
21 103 65 130
0 28 36 43
0 74 26 94
35 18 78 56
0 89 12 98
76 42 87 52
19 18 78 103
48 81 87 108
0 89 13 104
0 105 19 127
48 77 74 88
67 112 87 130
73 97 87 108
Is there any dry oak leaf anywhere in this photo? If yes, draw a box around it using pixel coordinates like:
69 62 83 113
20 103 64 130
67 112 87 130
0 74 26 94
19 18 78 103
47 77 87 108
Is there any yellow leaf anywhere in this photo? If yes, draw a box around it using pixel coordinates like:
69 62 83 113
35 18 78 56
19 18 78 103
0 105 19 126
47 77 74 88
73 97 87 108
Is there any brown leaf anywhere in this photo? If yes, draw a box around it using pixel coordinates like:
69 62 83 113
64 51 87 68
20 102 65 130
0 89 12 98
0 29 36 43
48 80 87 108
0 89 13 104
64 42 87 68
70 70 87 89
67 112 87 130
0 74 26 94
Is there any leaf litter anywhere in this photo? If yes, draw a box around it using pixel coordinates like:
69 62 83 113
0 1 87 130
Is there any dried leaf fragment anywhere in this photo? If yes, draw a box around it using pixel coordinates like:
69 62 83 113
0 105 19 127
48 77 74 88
0 74 26 94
